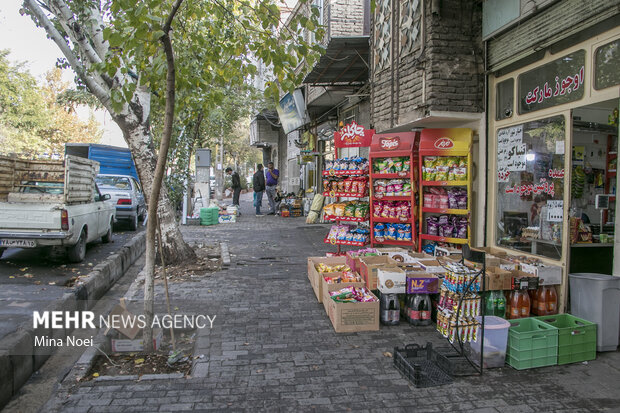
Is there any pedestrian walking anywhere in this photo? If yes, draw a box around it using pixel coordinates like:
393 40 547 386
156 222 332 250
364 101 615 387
252 164 266 216
265 161 280 215
226 167 242 214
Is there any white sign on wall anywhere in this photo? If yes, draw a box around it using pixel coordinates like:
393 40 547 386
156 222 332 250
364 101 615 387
497 125 525 182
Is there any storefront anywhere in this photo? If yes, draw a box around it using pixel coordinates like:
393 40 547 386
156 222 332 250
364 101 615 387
487 27 620 311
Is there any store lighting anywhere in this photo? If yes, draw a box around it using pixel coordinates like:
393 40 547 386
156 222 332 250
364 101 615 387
526 153 536 161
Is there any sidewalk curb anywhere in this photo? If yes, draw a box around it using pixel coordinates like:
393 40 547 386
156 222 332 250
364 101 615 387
0 231 146 409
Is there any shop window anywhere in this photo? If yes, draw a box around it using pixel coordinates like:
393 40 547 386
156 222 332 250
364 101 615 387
496 78 514 120
594 39 620 90
518 50 585 115
374 0 391 71
495 115 565 260
399 0 422 57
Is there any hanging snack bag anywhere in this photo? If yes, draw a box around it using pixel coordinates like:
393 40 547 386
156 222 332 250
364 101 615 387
334 203 346 217
385 224 397 240
393 158 403 172
392 179 404 196
344 203 356 217
403 158 411 172
323 204 335 216
426 216 439 236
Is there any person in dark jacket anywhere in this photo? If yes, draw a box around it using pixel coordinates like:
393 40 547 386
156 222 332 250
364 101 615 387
226 167 242 209
252 164 266 216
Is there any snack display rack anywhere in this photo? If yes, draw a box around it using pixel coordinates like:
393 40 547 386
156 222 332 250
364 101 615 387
418 129 473 252
322 161 371 251
369 132 420 249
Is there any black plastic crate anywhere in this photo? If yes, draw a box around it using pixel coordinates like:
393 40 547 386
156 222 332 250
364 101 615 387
393 343 453 388
433 345 480 377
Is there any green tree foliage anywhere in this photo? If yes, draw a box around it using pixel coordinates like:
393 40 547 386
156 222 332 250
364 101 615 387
0 51 102 155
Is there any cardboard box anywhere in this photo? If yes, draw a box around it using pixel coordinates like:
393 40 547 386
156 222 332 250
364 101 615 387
106 304 141 339
405 272 439 294
499 259 518 271
218 214 236 223
321 275 366 313
359 256 398 289
307 257 347 303
484 267 512 291
376 248 417 263
377 267 407 294
417 259 446 274
345 251 379 273
519 263 562 285
110 328 163 352
325 291 380 333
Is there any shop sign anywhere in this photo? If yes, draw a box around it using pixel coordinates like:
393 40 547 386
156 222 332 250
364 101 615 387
504 178 555 197
434 138 454 149
379 136 400 151
334 121 375 148
518 50 586 114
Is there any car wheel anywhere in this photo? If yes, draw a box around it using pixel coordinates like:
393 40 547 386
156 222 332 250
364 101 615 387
128 213 138 231
102 220 113 243
68 229 87 263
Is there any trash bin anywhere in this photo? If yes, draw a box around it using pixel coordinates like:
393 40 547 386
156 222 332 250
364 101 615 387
569 273 620 352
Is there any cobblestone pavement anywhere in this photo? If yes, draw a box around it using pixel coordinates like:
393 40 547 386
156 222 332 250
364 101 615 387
41 193 620 412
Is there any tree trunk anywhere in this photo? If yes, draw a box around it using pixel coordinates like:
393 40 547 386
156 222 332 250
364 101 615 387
110 94 195 264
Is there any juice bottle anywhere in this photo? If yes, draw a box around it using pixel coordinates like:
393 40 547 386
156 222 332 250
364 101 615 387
530 289 539 316
543 286 558 315
520 290 531 318
536 286 547 316
409 295 420 325
509 290 520 319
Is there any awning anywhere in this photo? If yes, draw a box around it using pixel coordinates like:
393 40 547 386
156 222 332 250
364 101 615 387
303 37 370 86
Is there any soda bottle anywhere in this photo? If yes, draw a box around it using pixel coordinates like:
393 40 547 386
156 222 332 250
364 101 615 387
494 291 506 318
418 294 432 326
485 291 496 316
520 290 531 318
410 294 421 326
381 293 400 325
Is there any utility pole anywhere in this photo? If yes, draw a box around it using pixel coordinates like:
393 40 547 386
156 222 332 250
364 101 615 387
216 123 225 201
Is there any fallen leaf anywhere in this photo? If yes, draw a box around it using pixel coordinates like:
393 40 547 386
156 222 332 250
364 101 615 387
256 369 263 373
9 276 15 279
23 274 33 278
243 342 249 346
383 352 393 358
48 282 56 285
93 373 99 377
134 358 145 364
19 268 28 271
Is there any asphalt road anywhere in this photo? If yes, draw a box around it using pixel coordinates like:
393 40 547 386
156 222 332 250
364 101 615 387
0 222 144 340
0 222 144 286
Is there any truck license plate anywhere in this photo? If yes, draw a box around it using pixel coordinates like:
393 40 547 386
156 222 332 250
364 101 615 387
0 239 36 248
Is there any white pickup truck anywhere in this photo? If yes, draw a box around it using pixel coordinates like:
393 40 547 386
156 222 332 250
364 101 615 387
0 155 116 262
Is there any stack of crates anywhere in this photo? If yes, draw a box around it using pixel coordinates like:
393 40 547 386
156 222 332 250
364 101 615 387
535 314 596 365
506 318 558 370
200 207 219 226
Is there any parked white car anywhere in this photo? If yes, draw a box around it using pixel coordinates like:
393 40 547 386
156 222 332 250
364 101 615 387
96 174 146 230
0 155 116 262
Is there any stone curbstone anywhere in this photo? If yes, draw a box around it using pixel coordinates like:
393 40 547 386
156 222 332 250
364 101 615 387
0 231 146 410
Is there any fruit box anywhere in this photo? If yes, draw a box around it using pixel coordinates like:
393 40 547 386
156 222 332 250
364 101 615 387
359 256 398 289
325 291 380 333
484 267 512 291
307 256 347 303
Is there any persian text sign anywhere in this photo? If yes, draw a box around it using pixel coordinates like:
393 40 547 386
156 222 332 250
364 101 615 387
334 121 374 148
519 50 586 114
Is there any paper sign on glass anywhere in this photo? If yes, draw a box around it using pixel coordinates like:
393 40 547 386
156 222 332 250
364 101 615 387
546 200 563 222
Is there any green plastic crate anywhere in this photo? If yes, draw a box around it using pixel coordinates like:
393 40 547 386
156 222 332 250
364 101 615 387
535 314 596 365
506 318 558 370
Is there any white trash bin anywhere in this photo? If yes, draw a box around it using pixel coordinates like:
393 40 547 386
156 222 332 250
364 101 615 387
569 273 620 352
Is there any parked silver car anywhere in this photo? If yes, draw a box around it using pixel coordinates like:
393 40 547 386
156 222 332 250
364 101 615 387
95 174 146 230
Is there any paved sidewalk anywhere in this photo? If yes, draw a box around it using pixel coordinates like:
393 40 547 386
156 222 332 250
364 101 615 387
42 193 620 412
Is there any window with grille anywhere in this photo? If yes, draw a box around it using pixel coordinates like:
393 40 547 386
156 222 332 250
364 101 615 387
399 0 421 56
374 0 391 71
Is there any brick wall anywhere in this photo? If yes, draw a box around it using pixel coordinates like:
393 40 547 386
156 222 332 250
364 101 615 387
327 0 367 37
371 0 484 132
